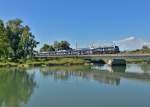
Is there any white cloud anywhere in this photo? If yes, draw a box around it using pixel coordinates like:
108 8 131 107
114 36 150 51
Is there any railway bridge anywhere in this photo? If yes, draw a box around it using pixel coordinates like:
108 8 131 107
35 54 150 60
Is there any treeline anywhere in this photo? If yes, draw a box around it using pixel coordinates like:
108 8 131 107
40 41 71 52
0 18 38 60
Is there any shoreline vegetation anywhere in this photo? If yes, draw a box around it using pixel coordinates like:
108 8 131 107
0 57 150 68
0 58 89 67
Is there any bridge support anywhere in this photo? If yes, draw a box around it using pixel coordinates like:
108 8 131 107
108 59 126 66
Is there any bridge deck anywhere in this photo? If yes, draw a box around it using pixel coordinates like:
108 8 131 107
35 54 150 57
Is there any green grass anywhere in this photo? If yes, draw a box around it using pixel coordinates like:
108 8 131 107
0 62 18 67
0 57 150 68
0 57 89 67
26 58 88 66
126 58 150 64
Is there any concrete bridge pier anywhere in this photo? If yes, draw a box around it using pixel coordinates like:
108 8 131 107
107 59 126 66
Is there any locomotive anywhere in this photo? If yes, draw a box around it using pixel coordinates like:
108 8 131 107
92 46 120 54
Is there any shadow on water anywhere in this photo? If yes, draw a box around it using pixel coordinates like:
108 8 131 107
0 68 36 107
110 65 126 72
40 64 150 86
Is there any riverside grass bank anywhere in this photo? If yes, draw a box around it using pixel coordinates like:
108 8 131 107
1 54 150 67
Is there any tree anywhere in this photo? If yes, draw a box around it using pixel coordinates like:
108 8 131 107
18 26 30 58
6 19 23 58
49 45 55 51
40 44 55 52
53 40 71 50
0 18 38 60
18 26 39 58
40 44 50 52
0 19 10 58
27 34 39 58
59 40 71 50
5 18 38 59
142 45 149 50
53 41 60 51
40 40 71 52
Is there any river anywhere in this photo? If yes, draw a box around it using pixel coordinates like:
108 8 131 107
0 64 150 107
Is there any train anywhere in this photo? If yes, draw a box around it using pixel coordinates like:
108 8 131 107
36 46 120 57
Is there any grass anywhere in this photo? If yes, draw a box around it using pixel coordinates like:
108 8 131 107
0 62 18 67
26 58 88 66
0 57 89 67
126 58 150 64
0 57 150 68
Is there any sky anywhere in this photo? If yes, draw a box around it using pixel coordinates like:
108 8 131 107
0 0 150 49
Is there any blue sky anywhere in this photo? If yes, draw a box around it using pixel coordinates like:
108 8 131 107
0 0 150 48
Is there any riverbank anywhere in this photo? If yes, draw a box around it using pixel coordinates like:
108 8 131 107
126 59 150 64
0 58 89 67
0 57 150 67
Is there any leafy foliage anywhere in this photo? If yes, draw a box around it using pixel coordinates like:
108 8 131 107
0 20 10 58
0 18 39 60
40 44 55 52
40 40 71 52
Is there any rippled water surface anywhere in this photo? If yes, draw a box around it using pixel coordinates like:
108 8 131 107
0 64 150 107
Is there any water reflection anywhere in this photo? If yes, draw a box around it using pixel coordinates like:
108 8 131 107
110 66 126 72
0 68 36 107
140 64 150 73
0 64 150 107
40 66 122 86
40 64 150 86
